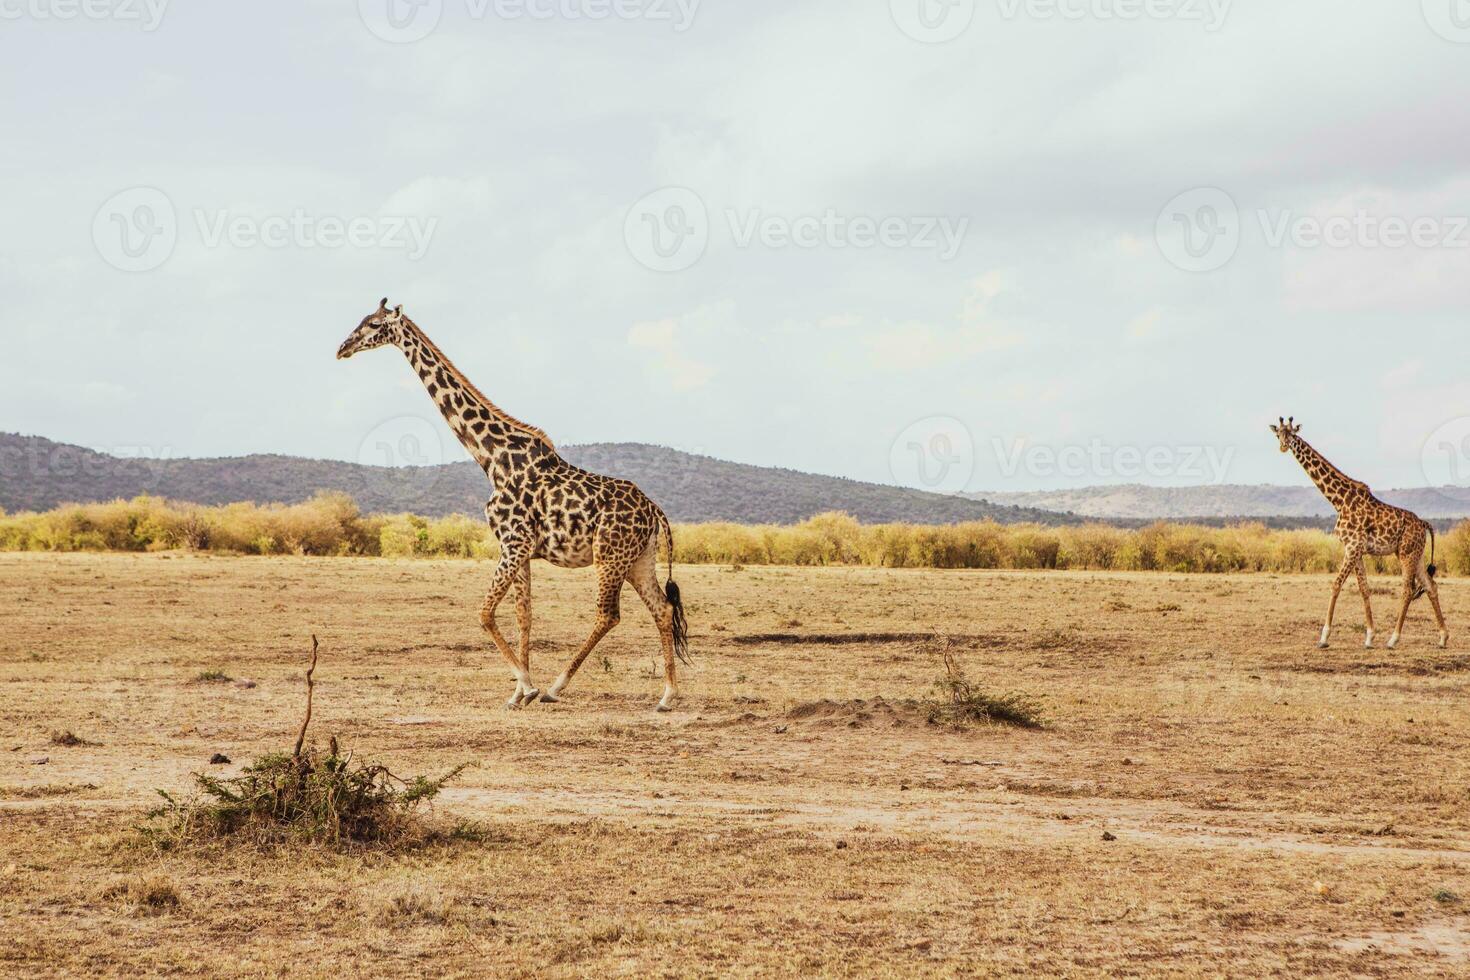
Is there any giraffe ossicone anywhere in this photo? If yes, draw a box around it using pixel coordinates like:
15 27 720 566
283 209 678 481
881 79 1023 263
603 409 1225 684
339 299 691 711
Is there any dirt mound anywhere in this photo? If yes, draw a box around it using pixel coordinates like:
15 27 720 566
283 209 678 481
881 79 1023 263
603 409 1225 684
784 697 925 729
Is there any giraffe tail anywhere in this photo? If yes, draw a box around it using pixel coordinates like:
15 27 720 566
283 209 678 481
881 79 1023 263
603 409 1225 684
660 512 691 665
1428 523 1438 580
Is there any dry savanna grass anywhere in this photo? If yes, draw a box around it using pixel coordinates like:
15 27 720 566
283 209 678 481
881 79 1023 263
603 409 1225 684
4 552 1470 976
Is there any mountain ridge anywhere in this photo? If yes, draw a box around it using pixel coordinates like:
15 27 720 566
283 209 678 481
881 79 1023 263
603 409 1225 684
0 433 1069 526
968 482 1470 520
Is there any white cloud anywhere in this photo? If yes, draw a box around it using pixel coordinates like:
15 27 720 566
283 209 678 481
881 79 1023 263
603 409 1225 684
628 315 717 391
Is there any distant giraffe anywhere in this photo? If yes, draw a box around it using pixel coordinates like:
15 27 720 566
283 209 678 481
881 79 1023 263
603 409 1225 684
338 299 690 710
1271 417 1448 650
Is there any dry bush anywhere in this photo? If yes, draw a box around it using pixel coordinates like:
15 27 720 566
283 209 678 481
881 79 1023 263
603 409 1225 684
49 729 98 747
98 875 182 915
927 650 1045 729
146 638 470 850
374 880 463 927
1 497 1463 575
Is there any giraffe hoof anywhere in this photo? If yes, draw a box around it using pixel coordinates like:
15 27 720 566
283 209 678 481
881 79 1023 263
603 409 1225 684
1317 642 1329 650
538 691 560 703
518 687 541 705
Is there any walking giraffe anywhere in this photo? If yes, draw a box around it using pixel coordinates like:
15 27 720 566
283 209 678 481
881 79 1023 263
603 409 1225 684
1271 417 1448 650
337 299 690 710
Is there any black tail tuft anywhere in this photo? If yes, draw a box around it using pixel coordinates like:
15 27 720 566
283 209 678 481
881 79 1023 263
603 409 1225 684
666 580 690 665
1429 563 1439 579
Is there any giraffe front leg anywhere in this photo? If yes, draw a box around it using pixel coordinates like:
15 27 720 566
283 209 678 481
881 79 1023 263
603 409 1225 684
479 544 537 708
1352 558 1374 648
512 563 545 705
1320 553 1355 649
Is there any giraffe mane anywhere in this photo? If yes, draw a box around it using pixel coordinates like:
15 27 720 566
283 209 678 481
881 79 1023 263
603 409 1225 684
401 317 556 452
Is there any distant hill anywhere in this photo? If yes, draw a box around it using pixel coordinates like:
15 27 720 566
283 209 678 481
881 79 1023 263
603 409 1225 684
0 433 1070 526
968 483 1470 521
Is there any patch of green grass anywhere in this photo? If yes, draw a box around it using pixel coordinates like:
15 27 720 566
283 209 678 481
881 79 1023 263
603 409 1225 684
194 669 232 683
1433 888 1460 905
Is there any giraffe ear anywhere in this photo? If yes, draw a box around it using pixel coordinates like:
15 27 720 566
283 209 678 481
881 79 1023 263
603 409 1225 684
1269 425 1279 434
393 305 403 318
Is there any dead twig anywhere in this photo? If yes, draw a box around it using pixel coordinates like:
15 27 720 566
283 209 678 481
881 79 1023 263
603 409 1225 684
293 635 318 759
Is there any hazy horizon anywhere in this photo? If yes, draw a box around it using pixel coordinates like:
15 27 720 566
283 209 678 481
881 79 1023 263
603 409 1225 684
6 2 1470 497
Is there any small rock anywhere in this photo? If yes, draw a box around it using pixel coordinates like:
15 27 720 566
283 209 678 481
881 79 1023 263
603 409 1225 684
900 783 910 791
1391 910 1407 919
836 840 848 850
30 757 48 766
1101 831 1117 842
1314 880 1331 897
209 753 231 765
233 679 257 690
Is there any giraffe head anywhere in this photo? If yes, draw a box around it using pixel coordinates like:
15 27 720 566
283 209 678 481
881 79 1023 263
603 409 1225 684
1269 416 1302 453
336 298 406 360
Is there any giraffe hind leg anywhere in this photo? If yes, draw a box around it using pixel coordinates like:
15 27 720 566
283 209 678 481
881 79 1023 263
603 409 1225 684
546 556 628 701
1420 560 1449 649
627 543 680 712
1387 547 1423 650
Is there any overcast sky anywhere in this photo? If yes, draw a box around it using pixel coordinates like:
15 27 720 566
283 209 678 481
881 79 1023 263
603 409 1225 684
4 0 1470 494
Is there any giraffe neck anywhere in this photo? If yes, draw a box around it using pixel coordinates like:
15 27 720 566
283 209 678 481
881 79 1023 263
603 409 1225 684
396 318 556 481
1288 435 1362 512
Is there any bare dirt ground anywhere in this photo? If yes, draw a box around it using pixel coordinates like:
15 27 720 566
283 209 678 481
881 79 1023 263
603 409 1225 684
4 552 1470 977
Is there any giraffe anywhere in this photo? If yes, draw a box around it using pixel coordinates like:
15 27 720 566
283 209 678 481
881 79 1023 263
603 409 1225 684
337 299 690 711
1271 417 1448 651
